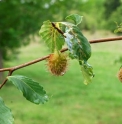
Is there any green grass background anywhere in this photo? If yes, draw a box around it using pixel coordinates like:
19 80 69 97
0 33 122 124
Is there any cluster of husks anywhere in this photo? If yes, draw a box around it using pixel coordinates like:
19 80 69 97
47 50 68 76
118 67 122 82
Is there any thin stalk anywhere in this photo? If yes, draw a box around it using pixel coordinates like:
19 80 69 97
0 36 122 73
0 36 122 88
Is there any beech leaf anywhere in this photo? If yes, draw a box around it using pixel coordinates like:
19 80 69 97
39 20 65 52
81 63 94 85
72 26 91 61
0 97 14 124
65 14 83 25
7 75 48 104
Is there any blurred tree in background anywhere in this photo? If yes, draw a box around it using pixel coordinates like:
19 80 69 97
104 0 121 19
0 0 121 80
103 0 122 31
0 0 54 61
0 0 105 61
0 0 89 80
0 0 81 79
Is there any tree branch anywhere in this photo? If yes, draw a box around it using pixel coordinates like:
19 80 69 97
61 36 122 52
0 36 122 88
0 70 13 89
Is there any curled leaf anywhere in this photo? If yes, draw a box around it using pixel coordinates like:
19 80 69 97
81 63 94 85
65 14 83 25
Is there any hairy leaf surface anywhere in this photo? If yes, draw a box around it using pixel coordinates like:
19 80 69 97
39 20 65 52
0 97 14 124
7 75 48 104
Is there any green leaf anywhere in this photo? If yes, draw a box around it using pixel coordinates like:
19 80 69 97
65 26 91 61
39 20 65 52
65 33 82 60
64 32 73 52
65 14 83 25
59 22 75 27
7 75 48 104
114 22 122 33
64 26 94 84
0 97 14 124
72 26 91 61
114 27 122 33
81 63 94 85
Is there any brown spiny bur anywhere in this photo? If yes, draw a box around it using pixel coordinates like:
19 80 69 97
47 51 68 76
118 67 122 82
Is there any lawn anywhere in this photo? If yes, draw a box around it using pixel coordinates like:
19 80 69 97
0 33 122 124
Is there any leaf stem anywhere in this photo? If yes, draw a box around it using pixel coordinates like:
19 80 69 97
0 70 13 89
51 22 66 38
0 36 122 88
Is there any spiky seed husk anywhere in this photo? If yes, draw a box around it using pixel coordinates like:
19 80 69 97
118 67 122 82
47 51 68 76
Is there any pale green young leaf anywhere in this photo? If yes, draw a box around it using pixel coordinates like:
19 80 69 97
7 75 48 104
81 63 94 85
39 20 65 52
65 14 83 25
0 97 14 124
114 27 122 33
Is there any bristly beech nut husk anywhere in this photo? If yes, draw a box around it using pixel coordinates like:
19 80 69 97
47 50 68 76
118 67 122 82
39 14 94 84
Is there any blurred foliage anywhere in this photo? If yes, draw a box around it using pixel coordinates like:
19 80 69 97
108 6 122 32
114 22 122 33
0 0 121 61
115 56 122 64
0 0 83 60
103 0 121 19
103 0 122 32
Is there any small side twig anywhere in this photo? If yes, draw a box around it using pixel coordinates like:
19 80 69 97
0 36 122 89
0 70 14 89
